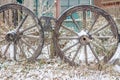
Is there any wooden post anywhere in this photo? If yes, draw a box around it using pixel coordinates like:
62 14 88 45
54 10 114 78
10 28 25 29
55 0 60 18
49 0 60 58
50 30 55 58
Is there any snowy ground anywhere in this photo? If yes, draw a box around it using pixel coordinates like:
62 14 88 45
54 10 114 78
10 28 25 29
0 58 120 80
0 42 120 80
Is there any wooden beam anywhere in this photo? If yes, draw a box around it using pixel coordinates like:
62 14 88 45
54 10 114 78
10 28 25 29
55 0 60 18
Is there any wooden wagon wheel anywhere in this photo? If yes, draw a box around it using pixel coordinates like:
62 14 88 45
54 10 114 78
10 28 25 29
54 5 119 66
0 3 44 61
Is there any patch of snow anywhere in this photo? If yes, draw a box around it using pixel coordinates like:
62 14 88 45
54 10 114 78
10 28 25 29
0 60 120 80
113 65 120 73
79 45 95 62
78 30 88 37
109 43 120 64
1 44 14 60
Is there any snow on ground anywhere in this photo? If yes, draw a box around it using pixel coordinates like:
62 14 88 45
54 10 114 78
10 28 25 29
0 43 120 80
109 43 120 63
109 43 120 74
0 58 120 80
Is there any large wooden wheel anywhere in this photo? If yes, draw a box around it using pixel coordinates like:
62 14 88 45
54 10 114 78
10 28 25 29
54 5 119 66
0 3 44 61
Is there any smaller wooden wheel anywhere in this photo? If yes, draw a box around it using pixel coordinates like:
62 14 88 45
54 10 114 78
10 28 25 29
0 3 44 61
54 5 119 66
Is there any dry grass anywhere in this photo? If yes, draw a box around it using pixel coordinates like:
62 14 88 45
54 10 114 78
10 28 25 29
0 58 120 80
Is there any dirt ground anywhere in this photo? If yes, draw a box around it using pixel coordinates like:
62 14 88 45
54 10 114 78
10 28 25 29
0 58 120 80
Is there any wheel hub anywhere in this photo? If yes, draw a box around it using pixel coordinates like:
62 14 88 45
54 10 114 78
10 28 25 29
78 30 91 45
5 31 20 42
79 35 90 45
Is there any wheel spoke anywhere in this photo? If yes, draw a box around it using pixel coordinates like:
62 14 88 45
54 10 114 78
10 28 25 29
61 25 78 36
0 38 5 43
91 35 117 56
90 40 106 56
3 43 11 56
17 41 26 58
13 42 17 60
0 32 6 36
63 42 79 52
20 39 35 51
84 45 88 65
70 15 80 31
92 35 113 39
59 36 79 40
20 24 36 33
90 23 109 35
109 40 118 46
72 45 82 62
24 31 38 35
88 14 100 33
83 10 86 29
90 38 105 51
16 14 28 31
88 43 100 63
91 41 105 50
3 11 11 27
2 11 5 22
22 35 39 40
0 25 8 33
